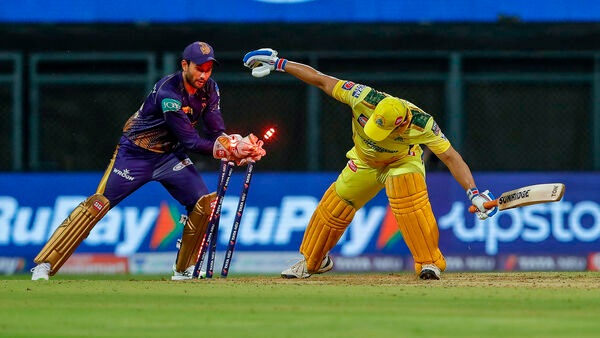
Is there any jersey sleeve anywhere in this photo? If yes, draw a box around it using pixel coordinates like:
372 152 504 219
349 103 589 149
162 97 210 154
331 80 370 108
420 118 451 155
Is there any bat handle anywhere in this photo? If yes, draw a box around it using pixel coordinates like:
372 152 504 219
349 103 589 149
468 199 499 213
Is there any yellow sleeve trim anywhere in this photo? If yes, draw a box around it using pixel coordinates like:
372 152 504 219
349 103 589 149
331 80 347 101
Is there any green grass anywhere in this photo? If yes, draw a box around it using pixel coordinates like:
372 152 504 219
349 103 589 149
1 272 599 338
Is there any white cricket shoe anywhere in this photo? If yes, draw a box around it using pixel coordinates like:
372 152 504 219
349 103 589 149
419 264 441 280
281 255 334 279
31 262 51 281
171 264 206 280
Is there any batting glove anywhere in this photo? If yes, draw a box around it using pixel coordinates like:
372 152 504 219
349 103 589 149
467 187 498 220
242 48 287 78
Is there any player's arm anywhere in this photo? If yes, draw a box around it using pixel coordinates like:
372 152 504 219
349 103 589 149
283 61 338 97
242 48 338 97
435 145 476 191
421 115 497 220
162 98 214 155
435 146 497 219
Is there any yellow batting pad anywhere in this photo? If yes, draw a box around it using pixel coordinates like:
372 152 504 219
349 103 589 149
175 192 216 271
385 173 446 274
34 194 110 275
300 184 356 273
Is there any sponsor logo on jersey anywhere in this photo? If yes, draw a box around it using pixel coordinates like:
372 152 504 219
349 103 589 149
432 122 440 136
347 160 357 172
342 81 355 90
360 135 398 154
161 98 182 112
173 158 193 171
352 84 366 98
357 115 368 127
113 168 135 181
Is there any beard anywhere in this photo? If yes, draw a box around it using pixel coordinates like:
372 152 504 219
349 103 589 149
184 70 204 90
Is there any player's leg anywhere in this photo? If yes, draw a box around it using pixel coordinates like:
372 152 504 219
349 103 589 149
31 142 151 280
282 157 382 278
384 168 446 280
155 154 214 280
32 194 111 279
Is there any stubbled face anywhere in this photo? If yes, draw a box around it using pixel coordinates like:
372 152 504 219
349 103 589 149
182 60 213 91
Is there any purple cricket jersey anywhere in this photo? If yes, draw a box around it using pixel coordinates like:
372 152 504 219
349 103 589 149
97 72 226 211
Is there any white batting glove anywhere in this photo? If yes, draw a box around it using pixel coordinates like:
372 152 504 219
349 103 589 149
242 48 287 78
467 188 498 220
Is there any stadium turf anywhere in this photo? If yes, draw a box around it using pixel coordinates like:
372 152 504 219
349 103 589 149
1 272 599 338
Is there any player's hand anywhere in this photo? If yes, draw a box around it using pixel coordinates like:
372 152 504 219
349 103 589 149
213 134 242 161
242 48 287 78
234 134 267 166
213 133 267 165
467 188 498 220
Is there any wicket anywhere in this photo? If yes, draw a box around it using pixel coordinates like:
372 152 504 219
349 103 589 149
193 159 234 278
192 158 256 279
221 160 255 277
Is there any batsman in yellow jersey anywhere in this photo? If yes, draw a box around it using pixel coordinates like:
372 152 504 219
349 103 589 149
243 48 498 280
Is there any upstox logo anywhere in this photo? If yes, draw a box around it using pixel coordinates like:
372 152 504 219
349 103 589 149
161 98 181 112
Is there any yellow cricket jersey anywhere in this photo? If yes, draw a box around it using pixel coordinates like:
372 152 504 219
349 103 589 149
332 80 451 169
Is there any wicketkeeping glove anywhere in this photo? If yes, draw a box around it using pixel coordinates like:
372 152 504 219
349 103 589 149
467 188 498 220
213 133 267 166
236 134 267 166
242 48 287 78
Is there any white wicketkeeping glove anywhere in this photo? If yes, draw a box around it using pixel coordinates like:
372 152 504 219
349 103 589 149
467 188 498 220
242 48 287 78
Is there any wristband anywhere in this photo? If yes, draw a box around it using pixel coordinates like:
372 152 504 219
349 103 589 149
275 58 287 72
466 187 479 201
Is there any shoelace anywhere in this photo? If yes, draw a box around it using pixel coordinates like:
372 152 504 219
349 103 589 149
291 260 307 274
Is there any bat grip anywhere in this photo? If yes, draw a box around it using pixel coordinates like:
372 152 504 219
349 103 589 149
468 199 499 213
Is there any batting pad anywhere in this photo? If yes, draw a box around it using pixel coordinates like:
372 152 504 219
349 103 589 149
175 192 216 271
385 173 446 274
300 184 356 273
34 194 110 275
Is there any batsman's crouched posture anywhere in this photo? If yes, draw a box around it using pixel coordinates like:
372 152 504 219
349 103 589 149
30 41 266 281
243 48 497 280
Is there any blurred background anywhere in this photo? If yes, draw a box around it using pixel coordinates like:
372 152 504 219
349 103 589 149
1 0 599 275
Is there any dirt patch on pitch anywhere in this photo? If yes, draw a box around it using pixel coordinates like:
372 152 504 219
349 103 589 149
233 272 600 289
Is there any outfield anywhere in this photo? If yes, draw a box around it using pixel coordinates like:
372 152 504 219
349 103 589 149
1 272 599 338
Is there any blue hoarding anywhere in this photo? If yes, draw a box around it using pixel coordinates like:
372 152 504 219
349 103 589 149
1 171 598 261
1 1 599 23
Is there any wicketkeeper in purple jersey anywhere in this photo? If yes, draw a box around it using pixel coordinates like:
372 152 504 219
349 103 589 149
31 41 266 281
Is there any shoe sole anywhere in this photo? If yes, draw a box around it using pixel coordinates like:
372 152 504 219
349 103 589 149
32 277 49 281
171 276 193 281
280 256 334 279
419 269 440 280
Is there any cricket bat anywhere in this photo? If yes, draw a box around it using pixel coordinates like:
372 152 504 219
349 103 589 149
468 183 565 213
